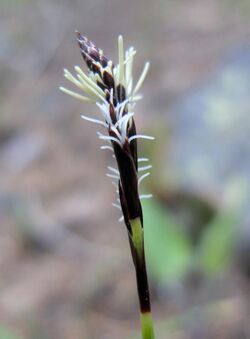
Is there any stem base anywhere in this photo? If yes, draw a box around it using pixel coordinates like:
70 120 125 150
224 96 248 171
140 312 155 339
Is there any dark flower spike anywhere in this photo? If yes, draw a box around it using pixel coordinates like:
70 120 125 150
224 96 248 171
60 33 155 339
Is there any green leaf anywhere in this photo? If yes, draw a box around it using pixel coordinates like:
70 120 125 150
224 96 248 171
195 210 237 275
142 199 192 282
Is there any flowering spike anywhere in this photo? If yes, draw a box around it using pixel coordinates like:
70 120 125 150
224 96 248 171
60 33 155 339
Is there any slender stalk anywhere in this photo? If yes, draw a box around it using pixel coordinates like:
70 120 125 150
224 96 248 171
130 218 155 339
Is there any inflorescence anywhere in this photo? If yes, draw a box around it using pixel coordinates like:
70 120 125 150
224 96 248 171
60 32 154 227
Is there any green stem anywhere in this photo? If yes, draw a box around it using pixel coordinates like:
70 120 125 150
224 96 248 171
141 312 155 339
130 218 155 339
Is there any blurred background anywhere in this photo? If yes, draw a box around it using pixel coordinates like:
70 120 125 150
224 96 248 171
1 0 250 338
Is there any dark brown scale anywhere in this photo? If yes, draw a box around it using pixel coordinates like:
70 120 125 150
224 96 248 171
76 32 86 49
129 238 151 314
122 105 128 117
117 84 126 103
76 31 111 74
91 63 102 77
81 50 98 73
97 81 107 92
105 90 110 102
113 140 142 222
109 104 117 124
89 48 101 63
86 58 93 70
100 56 108 68
77 33 95 55
118 182 131 234
80 50 92 67
103 70 114 89
127 118 138 170
82 53 101 78
113 97 117 107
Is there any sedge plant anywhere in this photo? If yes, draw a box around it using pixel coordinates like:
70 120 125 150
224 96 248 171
60 32 155 339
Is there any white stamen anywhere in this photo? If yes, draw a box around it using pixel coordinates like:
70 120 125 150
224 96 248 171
64 68 105 103
76 74 102 100
59 87 92 102
127 80 133 97
125 47 136 90
133 61 150 95
76 75 104 101
64 70 88 92
74 66 105 99
118 35 125 86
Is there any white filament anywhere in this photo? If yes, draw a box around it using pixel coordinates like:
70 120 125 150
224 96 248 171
60 87 91 102
118 35 125 86
133 62 150 95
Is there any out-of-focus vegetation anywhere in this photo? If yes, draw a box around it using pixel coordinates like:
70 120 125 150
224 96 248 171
144 199 192 282
143 199 237 283
0 326 21 339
